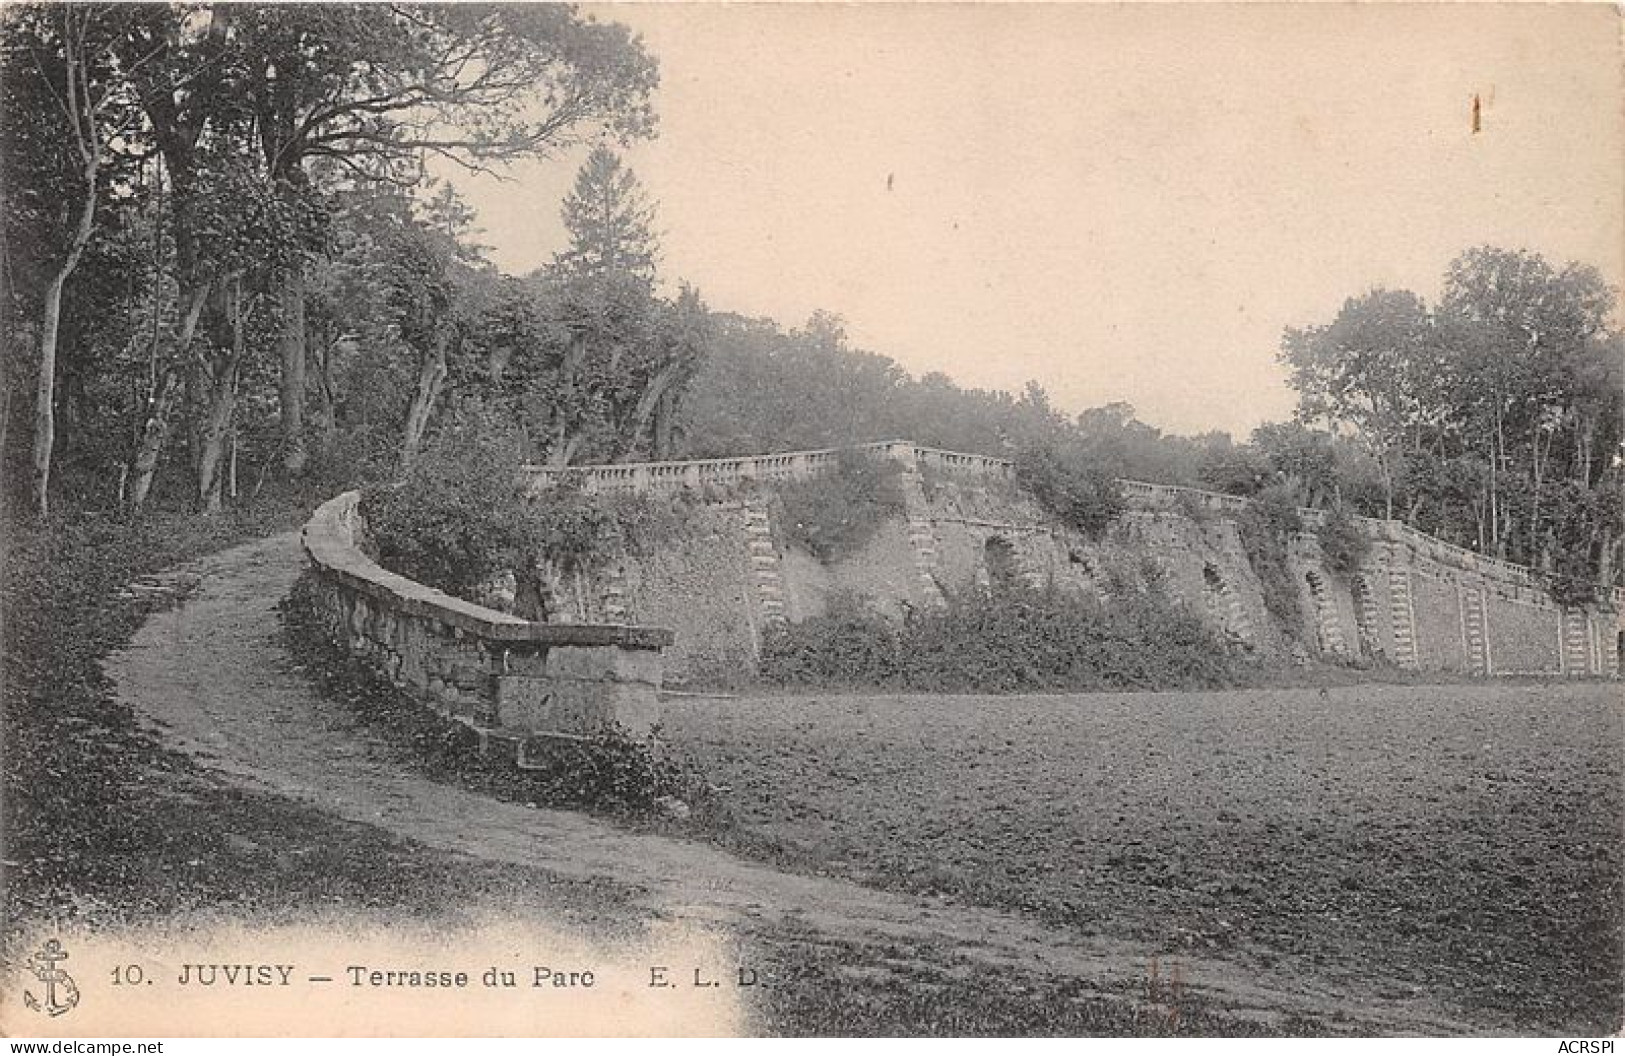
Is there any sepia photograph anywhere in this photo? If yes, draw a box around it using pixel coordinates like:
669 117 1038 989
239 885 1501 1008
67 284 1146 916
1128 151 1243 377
0 0 1621 1041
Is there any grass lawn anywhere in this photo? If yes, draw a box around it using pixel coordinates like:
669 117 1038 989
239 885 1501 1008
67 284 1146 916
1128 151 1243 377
661 682 1624 1033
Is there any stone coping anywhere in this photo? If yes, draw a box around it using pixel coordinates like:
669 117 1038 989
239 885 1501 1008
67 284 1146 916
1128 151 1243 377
302 490 674 649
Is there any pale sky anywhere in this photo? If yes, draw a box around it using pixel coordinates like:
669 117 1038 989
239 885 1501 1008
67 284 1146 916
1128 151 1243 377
442 2 1625 439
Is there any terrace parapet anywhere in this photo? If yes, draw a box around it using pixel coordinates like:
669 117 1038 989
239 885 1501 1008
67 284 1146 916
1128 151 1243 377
520 439 1015 496
301 490 673 748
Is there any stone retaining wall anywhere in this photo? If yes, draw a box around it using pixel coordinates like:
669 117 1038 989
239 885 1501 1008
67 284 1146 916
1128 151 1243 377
511 442 1621 680
301 491 673 755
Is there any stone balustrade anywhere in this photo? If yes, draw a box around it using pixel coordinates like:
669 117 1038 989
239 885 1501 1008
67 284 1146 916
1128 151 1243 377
301 490 674 753
1363 518 1540 592
1115 479 1257 517
521 440 1013 496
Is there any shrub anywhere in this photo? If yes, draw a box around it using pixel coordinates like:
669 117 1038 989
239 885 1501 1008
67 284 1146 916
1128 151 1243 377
778 448 906 563
519 725 706 812
365 415 691 600
525 485 626 573
302 423 400 492
1173 490 1216 525
1235 484 1304 634
362 416 535 598
757 591 902 686
760 579 1233 693
1014 442 1124 539
1316 505 1370 575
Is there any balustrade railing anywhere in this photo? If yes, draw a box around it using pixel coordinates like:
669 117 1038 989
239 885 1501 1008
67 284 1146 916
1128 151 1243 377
521 440 1013 495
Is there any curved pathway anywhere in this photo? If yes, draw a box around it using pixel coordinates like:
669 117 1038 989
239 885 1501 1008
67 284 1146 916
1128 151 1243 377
107 532 1486 1035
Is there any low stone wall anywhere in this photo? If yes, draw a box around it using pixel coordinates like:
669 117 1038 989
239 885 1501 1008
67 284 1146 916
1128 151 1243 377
301 491 674 754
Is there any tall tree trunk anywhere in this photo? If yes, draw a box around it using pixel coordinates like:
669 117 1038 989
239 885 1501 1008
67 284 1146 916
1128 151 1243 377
0 386 12 469
548 331 588 465
1529 419 1553 565
312 330 338 455
196 357 237 514
1487 405 1502 556
1599 527 1617 599
626 359 683 459
1576 415 1595 489
548 432 584 469
128 369 181 511
1376 448 1394 521
31 191 97 518
30 10 102 520
197 277 251 514
129 280 210 511
30 272 68 518
276 263 307 475
400 330 450 472
653 386 677 459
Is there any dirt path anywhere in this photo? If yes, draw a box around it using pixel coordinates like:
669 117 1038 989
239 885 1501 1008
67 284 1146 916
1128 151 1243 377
106 532 1487 1035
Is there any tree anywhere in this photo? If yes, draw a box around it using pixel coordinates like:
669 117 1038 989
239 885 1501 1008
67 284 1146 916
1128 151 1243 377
116 1 238 511
1282 248 1623 592
1 4 151 516
1252 421 1338 508
1279 288 1439 519
106 4 659 504
228 4 659 475
495 147 709 467
1439 247 1617 560
1195 432 1270 496
553 145 658 286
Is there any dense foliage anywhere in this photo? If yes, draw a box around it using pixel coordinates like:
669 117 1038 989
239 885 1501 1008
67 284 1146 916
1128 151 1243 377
362 414 537 598
1013 441 1125 539
4 7 1618 620
777 448 906 563
1315 505 1370 576
2 3 663 517
1234 484 1305 636
364 410 690 602
760 578 1235 693
1281 248 1623 585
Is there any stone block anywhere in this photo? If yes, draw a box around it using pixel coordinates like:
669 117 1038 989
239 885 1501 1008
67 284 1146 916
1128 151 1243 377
451 661 488 692
494 676 658 739
493 675 552 730
544 644 662 685
499 644 551 677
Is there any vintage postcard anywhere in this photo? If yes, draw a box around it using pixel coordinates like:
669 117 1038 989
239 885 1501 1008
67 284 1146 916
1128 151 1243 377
1 1 1620 1041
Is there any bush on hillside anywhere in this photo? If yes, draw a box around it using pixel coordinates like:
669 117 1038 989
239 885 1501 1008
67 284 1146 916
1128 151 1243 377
1235 483 1305 634
364 412 693 602
1014 442 1124 539
778 447 906 563
760 579 1233 692
361 415 536 598
1316 505 1370 575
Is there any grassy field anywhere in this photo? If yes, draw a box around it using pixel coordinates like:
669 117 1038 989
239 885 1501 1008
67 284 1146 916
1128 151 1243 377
661 682 1624 1033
